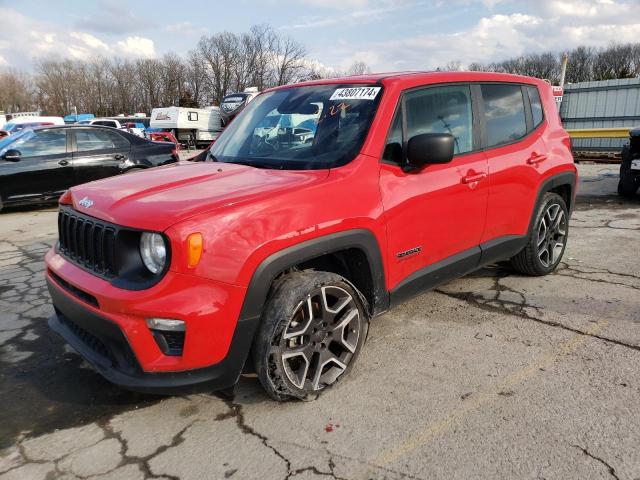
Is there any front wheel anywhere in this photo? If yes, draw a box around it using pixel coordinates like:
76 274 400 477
253 271 369 401
511 192 569 276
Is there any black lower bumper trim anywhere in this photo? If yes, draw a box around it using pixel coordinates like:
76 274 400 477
47 276 259 395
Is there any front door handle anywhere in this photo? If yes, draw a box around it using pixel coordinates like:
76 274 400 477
114 154 125 160
527 152 547 165
58 159 69 166
462 172 487 184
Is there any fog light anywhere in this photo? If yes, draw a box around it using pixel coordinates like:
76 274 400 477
146 318 185 332
146 318 185 356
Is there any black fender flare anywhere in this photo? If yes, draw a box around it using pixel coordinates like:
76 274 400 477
526 170 577 236
239 229 388 323
226 229 388 380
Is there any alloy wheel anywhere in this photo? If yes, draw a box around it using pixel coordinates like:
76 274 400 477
280 286 361 391
536 203 567 268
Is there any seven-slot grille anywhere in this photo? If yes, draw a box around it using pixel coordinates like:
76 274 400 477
58 208 117 277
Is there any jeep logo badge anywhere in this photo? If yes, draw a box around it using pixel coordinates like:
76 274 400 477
78 197 94 208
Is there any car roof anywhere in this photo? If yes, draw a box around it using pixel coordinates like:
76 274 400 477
29 124 118 131
266 71 547 92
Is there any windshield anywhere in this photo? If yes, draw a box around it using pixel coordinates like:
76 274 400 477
210 84 383 170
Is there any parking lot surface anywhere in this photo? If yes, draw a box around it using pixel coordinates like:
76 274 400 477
1 164 639 480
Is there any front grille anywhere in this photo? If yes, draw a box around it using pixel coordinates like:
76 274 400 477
58 208 117 277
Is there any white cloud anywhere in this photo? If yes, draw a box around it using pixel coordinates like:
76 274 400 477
69 32 110 51
165 22 208 36
0 8 157 69
284 1 415 29
320 3 640 72
297 0 390 8
116 36 156 58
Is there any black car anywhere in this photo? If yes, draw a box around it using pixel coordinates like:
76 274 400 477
619 127 640 197
0 125 178 210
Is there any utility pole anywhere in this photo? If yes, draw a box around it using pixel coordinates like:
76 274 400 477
559 52 568 88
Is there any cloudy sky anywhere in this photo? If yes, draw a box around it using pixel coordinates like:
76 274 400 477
1 0 639 72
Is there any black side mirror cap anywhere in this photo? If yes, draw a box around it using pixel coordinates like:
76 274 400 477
3 149 21 162
404 133 455 172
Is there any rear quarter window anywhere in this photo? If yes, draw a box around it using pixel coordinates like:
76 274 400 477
526 86 544 128
481 84 527 148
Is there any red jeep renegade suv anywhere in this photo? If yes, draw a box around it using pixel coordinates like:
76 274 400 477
45 72 576 400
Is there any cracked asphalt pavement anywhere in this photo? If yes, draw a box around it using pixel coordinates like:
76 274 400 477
1 164 639 480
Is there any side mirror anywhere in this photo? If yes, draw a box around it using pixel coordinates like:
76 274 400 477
3 149 21 162
405 133 455 171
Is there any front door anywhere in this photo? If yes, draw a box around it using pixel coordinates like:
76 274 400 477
0 128 73 204
379 84 489 296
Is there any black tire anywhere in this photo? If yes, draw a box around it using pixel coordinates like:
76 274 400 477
618 179 638 197
511 192 569 276
618 147 639 197
253 270 369 401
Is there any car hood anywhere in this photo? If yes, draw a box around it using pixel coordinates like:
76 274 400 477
67 161 330 231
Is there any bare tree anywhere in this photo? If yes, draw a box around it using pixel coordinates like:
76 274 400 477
0 69 35 113
347 61 372 75
271 34 307 86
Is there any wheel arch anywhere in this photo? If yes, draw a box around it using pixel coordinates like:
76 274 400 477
238 229 388 324
527 170 577 236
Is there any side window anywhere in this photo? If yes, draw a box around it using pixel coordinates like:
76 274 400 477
105 130 130 150
527 86 544 128
13 130 66 157
76 130 119 151
404 85 473 155
481 84 527 147
382 105 403 164
188 112 198 121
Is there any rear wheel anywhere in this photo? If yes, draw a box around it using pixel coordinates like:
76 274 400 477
511 192 569 276
253 271 369 401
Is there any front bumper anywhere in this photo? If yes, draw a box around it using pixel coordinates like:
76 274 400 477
46 249 259 394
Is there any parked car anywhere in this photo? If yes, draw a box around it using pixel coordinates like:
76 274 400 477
220 87 260 126
88 118 123 129
146 130 181 149
618 127 640 197
0 125 178 210
45 72 576 400
64 113 96 124
4 116 65 134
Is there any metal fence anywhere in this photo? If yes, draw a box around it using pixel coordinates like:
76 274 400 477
560 78 640 156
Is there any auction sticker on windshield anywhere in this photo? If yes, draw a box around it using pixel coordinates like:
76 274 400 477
330 87 381 101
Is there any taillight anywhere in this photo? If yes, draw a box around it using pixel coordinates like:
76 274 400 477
171 147 178 158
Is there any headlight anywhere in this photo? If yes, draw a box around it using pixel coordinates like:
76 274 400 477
140 232 166 274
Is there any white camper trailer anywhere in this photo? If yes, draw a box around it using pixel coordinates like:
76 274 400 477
150 106 222 148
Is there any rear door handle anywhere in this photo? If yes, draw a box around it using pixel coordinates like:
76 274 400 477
462 172 487 184
527 152 547 165
114 154 125 160
58 159 69 166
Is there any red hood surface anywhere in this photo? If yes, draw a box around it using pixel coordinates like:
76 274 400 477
67 162 330 231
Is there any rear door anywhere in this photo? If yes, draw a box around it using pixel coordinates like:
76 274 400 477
71 128 131 184
379 84 489 292
0 128 73 203
479 83 548 249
